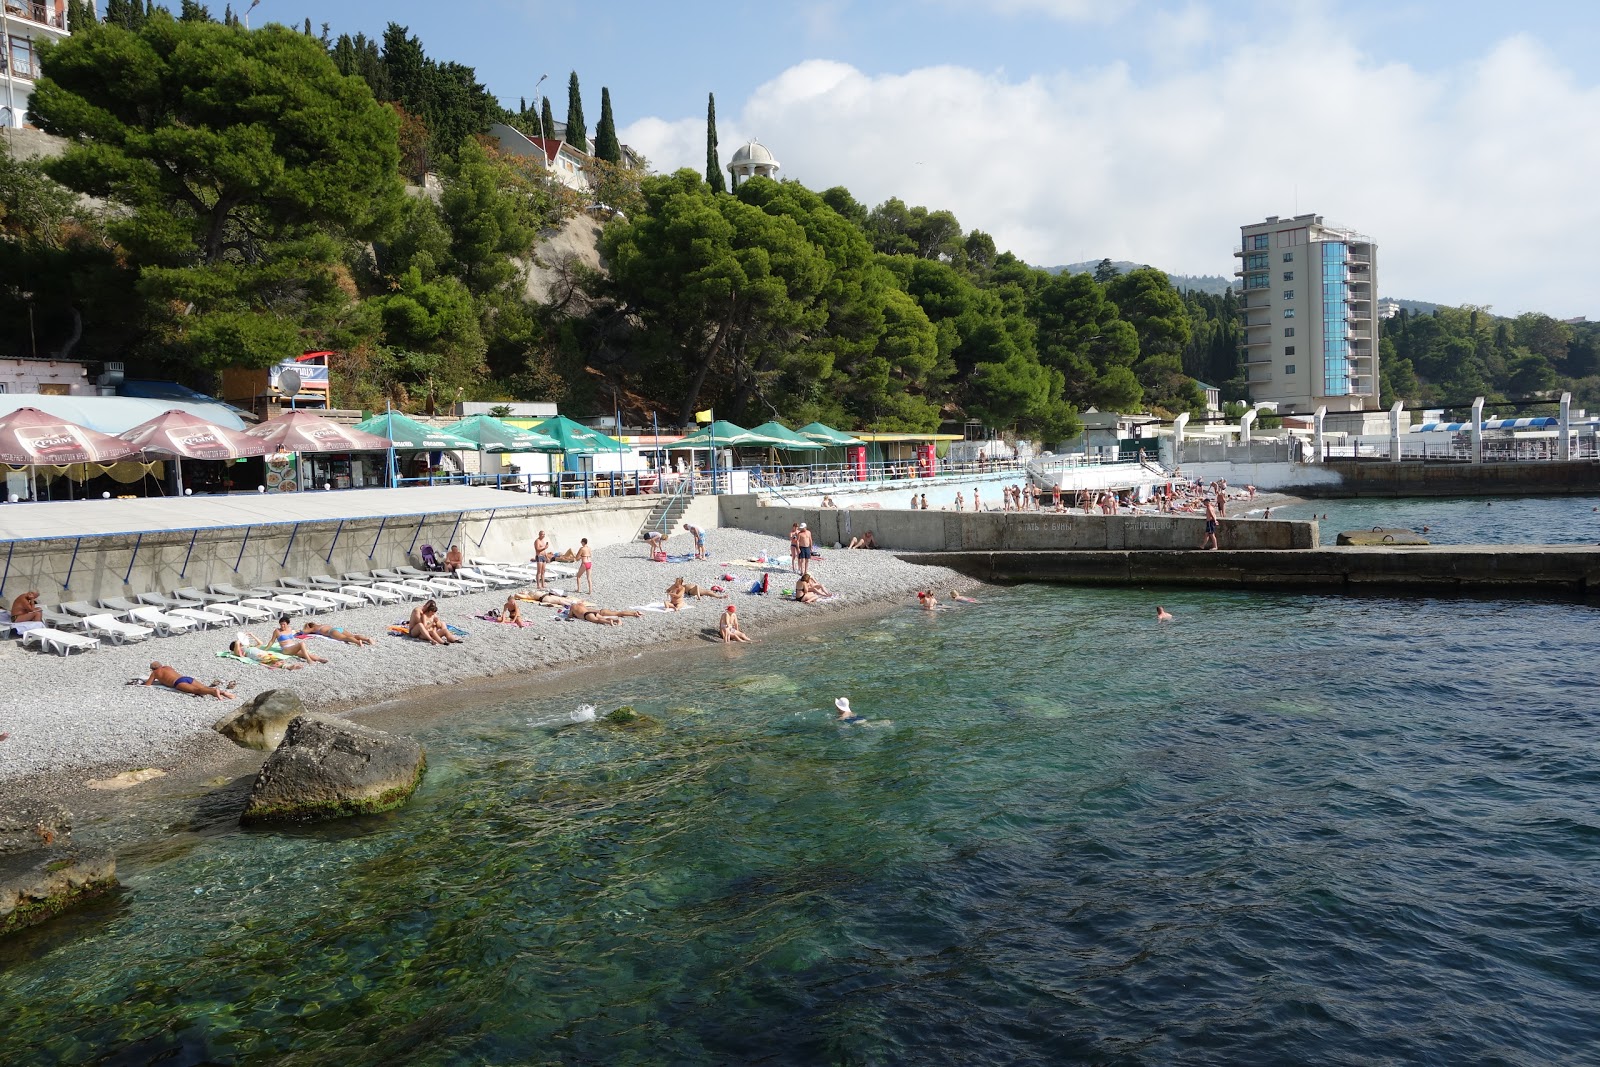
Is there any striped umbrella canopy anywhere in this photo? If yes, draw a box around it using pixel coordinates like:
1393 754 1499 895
0 406 141 465
118 409 268 460
354 411 479 450
795 421 863 446
527 414 629 453
747 421 825 451
441 414 562 452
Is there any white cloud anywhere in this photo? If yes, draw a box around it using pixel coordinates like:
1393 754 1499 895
623 17 1600 317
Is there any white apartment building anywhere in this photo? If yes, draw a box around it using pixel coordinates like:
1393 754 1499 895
1235 213 1378 416
2 0 79 129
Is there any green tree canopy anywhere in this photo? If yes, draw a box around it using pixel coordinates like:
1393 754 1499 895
593 87 621 164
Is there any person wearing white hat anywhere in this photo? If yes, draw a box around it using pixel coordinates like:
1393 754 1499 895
795 521 815 575
835 697 864 724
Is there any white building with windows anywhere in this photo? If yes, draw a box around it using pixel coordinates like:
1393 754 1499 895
2 0 82 130
1235 213 1379 420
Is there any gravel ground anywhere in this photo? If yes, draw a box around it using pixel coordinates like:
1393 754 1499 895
0 527 967 790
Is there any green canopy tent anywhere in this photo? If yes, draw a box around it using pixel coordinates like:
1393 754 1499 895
795 421 863 446
746 421 826 452
526 414 629 454
440 414 562 452
665 420 792 450
354 411 479 451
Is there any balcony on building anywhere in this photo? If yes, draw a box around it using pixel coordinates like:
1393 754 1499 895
3 0 70 33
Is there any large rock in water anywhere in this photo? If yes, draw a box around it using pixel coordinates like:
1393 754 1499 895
214 689 306 751
241 715 426 825
0 847 117 938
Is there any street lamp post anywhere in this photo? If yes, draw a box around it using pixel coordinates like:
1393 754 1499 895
534 73 549 143
243 0 262 28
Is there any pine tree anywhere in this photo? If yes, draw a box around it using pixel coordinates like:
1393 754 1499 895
540 97 555 142
564 71 586 151
593 87 621 163
706 93 725 193
178 0 210 22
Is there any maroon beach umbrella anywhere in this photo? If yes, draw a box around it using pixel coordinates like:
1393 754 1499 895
119 410 270 461
244 410 394 454
0 406 141 465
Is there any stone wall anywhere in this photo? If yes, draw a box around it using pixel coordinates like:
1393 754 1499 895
719 498 1318 552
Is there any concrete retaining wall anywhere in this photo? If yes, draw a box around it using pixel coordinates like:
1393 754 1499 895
896 546 1600 596
1306 460 1600 497
2 494 721 605
719 497 1318 551
1179 460 1344 493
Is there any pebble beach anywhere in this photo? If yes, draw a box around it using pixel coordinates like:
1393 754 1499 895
0 526 969 799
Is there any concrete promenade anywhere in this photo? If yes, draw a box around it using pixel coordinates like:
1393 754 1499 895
894 546 1600 596
0 486 719 605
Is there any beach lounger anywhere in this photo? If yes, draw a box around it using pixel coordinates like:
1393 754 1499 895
240 596 305 616
204 584 260 602
42 607 78 629
340 571 380 585
78 614 155 644
178 587 238 606
61 600 102 617
196 602 271 623
21 627 100 656
339 583 402 605
124 606 198 635
372 581 429 601
427 574 487 593
309 574 358 590
277 577 317 590
474 562 537 582
168 606 231 628
99 596 145 615
252 589 332 614
374 570 457 596
289 586 363 608
457 566 518 588
136 591 193 611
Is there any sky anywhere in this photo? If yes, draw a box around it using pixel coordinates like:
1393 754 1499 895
292 0 1600 318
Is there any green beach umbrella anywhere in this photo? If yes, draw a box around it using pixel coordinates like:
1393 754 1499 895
354 411 479 451
441 414 562 452
746 421 825 451
666 420 792 449
528 414 630 454
796 421 863 446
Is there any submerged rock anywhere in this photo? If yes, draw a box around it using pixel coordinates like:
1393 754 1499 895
0 800 72 855
86 768 167 791
1337 527 1430 546
241 715 426 826
600 706 661 732
214 689 306 751
0 847 117 938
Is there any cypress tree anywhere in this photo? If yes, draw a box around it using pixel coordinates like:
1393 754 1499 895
593 87 621 163
540 97 556 142
706 93 725 193
178 0 210 21
564 71 586 151
66 0 95 28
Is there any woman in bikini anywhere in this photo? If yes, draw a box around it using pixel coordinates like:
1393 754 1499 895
266 618 331 662
300 619 376 646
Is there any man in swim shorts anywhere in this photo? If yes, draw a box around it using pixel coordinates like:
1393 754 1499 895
683 522 707 560
795 523 814 575
145 662 236 698
532 530 551 587
1202 499 1219 551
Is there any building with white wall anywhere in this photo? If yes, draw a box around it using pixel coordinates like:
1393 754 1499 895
1235 213 1378 417
2 0 81 130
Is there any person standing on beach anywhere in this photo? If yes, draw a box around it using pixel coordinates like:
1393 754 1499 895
532 530 551 588
920 493 929 510
789 522 801 571
684 522 707 560
795 522 815 575
973 487 981 512
575 538 594 592
1202 499 1219 550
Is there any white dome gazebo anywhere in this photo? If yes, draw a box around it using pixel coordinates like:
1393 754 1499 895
727 140 781 187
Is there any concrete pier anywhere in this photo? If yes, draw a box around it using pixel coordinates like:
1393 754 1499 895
895 546 1600 596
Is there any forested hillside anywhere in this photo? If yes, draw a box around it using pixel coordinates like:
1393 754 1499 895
1 5 1591 439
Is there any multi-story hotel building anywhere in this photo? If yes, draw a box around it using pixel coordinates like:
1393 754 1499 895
1235 213 1378 416
2 0 79 130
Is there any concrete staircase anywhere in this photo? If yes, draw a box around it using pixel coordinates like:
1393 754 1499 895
638 488 695 540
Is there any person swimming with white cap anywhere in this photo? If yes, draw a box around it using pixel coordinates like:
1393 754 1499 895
835 696 865 724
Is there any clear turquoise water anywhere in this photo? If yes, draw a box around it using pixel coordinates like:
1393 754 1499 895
1274 493 1600 544
4 571 1600 1063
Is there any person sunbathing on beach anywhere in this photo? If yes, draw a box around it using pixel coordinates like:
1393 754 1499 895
9 590 42 624
794 573 831 604
409 600 459 645
719 604 751 643
299 619 376 646
564 598 638 626
265 619 331 662
848 531 879 549
226 640 303 670
500 596 526 626
144 661 237 698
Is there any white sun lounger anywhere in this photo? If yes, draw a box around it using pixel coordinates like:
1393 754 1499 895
205 584 258 602
124 606 197 636
254 590 332 614
338 584 402 605
61 600 102 617
178 586 238 605
372 581 430 601
457 566 518 588
291 587 363 608
136 591 193 611
199 601 271 623
240 596 304 616
474 563 537 582
22 627 100 656
168 606 231 628
78 614 155 644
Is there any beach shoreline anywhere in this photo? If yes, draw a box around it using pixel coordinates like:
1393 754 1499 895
0 526 971 813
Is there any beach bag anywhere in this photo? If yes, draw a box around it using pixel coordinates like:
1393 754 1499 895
760 572 770 594
749 580 764 595
652 548 668 563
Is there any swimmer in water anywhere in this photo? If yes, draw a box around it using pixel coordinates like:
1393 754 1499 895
835 696 865 724
916 590 938 611
949 590 980 604
1157 606 1174 622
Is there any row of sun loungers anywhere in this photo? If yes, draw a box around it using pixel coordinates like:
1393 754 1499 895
12 559 544 655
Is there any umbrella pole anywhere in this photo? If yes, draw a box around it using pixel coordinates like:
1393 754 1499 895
176 454 184 497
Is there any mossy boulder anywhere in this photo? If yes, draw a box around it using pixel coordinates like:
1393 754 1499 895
599 706 661 732
214 689 306 751
0 847 117 939
241 715 426 826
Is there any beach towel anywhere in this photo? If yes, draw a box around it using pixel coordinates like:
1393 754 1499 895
216 648 296 669
635 602 679 613
657 553 695 564
389 622 469 637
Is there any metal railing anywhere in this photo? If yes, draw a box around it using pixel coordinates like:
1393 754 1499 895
1321 437 1600 463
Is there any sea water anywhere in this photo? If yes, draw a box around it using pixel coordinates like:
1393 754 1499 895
1273 493 1600 544
3 563 1600 1062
